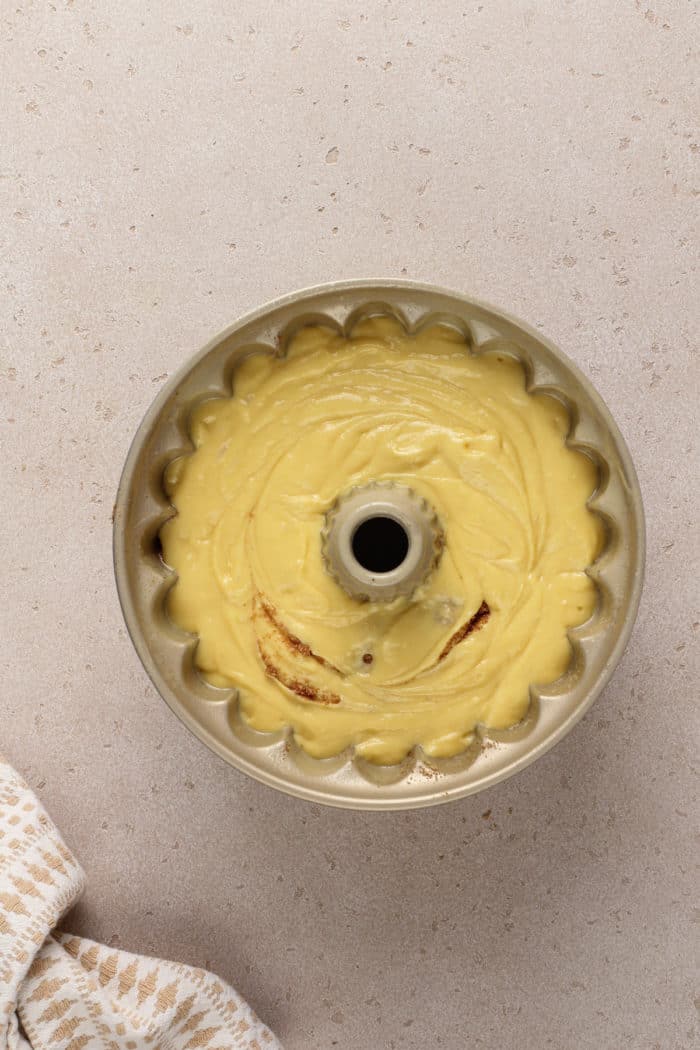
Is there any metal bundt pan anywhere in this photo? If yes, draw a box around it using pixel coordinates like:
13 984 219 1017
113 280 645 810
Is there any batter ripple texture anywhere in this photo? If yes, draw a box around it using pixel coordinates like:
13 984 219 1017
161 318 603 765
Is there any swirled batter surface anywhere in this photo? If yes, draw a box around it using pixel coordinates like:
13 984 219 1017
161 318 602 764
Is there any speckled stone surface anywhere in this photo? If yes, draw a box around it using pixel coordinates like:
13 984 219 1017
1 2 697 1048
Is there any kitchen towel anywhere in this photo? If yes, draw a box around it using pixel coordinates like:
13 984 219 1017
0 755 281 1049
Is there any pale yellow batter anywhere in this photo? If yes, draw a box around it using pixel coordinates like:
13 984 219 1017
161 318 602 765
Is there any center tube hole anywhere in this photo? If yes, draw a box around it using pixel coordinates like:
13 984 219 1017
351 516 410 574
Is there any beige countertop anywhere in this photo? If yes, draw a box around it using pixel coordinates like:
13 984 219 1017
2 2 697 1047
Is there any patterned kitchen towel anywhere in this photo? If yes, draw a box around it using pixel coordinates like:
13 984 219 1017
0 756 282 1049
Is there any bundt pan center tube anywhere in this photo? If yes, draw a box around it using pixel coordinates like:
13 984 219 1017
113 280 645 810
322 482 444 603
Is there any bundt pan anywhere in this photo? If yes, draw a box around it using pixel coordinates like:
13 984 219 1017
113 281 645 810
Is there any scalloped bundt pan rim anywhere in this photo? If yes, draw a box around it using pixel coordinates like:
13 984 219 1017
113 280 645 810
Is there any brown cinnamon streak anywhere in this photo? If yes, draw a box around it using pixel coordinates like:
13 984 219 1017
254 593 342 704
257 642 341 705
438 600 490 662
258 596 340 672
